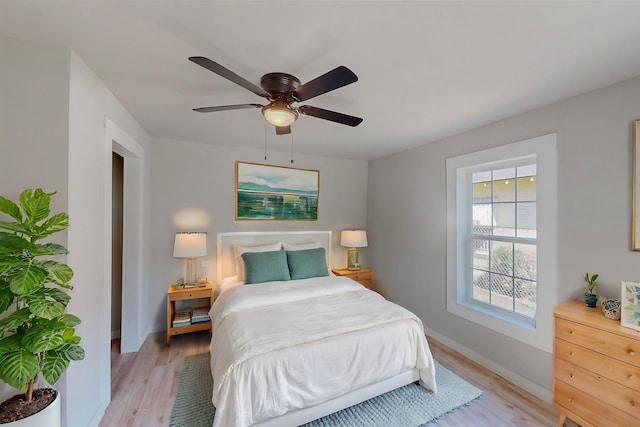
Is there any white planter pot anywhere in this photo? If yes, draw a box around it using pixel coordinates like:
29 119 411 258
5 391 60 427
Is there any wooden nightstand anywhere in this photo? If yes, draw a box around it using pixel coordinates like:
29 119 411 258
331 268 373 289
166 283 214 345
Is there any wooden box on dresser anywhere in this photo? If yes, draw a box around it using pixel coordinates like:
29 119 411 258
553 299 640 427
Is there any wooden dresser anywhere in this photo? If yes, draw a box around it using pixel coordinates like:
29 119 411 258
553 299 640 427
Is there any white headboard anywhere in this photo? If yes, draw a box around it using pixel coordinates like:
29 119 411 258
216 231 332 284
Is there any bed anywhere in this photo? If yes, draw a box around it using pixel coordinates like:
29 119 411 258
210 231 437 427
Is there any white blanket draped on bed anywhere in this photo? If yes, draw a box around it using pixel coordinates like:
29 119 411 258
208 276 437 427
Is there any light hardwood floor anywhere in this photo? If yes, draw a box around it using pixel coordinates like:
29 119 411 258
99 331 564 427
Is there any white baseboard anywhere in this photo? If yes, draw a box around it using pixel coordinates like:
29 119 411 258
424 326 552 403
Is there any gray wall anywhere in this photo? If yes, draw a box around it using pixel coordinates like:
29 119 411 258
148 138 369 333
368 73 640 396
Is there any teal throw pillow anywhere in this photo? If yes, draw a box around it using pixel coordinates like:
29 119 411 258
286 248 329 280
241 250 291 284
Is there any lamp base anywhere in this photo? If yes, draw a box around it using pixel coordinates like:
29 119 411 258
347 248 361 271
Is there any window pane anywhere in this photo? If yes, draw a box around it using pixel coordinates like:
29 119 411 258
472 204 492 234
515 278 536 317
490 241 513 276
490 273 514 311
472 178 492 204
517 176 536 202
494 203 515 237
517 202 536 238
472 239 490 270
514 243 536 281
493 168 515 202
472 269 490 303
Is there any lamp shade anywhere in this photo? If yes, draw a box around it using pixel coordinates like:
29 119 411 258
173 232 207 258
340 230 368 248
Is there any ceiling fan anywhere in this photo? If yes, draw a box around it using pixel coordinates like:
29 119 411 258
189 56 363 135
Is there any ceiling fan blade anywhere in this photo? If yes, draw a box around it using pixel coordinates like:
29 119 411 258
293 66 358 102
275 126 291 135
189 56 270 98
298 105 363 127
193 104 263 113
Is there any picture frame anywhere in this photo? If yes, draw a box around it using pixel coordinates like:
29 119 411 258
633 120 640 251
236 161 319 220
621 281 640 331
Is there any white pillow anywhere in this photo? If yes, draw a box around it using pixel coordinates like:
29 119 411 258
282 242 322 251
234 242 282 281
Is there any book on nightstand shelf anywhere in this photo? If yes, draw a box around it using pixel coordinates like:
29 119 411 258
172 310 191 327
191 306 210 323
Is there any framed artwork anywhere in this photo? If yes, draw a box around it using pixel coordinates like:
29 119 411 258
236 161 319 220
633 120 640 251
621 281 640 331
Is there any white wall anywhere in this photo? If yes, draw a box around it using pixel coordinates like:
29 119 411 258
368 72 640 397
0 36 151 427
0 35 71 404
148 138 368 332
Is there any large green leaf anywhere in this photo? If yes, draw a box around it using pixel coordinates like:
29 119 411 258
35 213 69 240
0 350 38 391
40 260 73 284
22 325 64 353
0 221 30 235
0 334 22 356
59 314 80 327
30 243 68 257
0 234 31 255
9 266 47 295
0 308 32 334
20 189 54 225
0 284 14 312
59 343 84 361
0 259 22 275
0 196 22 222
34 286 71 306
41 352 69 385
28 299 65 320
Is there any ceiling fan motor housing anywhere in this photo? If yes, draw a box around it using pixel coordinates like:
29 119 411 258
260 73 301 99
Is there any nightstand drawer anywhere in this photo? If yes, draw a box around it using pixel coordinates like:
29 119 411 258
170 288 211 301
348 271 371 282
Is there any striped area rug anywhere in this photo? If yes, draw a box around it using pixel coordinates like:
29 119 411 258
169 353 482 427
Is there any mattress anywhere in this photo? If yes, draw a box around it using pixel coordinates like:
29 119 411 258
208 275 437 427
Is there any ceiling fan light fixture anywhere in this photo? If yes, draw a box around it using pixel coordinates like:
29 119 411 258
262 101 298 127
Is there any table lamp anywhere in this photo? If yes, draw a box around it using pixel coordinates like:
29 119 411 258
173 232 207 286
340 230 367 271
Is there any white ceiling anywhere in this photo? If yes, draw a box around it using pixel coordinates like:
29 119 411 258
3 1 640 161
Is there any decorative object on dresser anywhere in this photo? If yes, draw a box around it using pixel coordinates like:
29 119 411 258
331 268 372 289
583 272 598 307
622 281 640 331
553 299 640 427
340 229 368 270
166 283 214 345
236 162 319 220
173 232 207 286
602 298 622 321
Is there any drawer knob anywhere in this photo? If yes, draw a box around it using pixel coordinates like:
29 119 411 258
569 351 574 356
631 401 636 407
629 350 636 356
570 330 575 335
629 374 634 380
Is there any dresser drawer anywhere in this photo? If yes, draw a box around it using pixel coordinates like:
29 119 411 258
555 379 640 427
555 358 640 420
555 317 640 368
555 338 640 392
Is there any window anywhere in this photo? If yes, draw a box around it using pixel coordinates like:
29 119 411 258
446 134 557 352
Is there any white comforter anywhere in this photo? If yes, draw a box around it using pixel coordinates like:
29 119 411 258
208 276 437 427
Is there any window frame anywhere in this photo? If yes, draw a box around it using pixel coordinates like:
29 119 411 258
446 134 557 353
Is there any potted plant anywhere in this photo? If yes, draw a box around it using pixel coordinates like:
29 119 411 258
584 273 599 307
0 189 84 425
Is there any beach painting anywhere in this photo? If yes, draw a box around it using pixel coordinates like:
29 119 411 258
236 162 319 220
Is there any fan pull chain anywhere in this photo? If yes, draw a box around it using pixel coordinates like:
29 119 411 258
264 121 268 161
290 132 294 164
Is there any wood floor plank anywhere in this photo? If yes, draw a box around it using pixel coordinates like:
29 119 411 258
99 331 564 426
